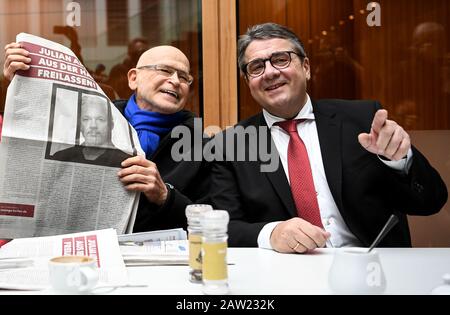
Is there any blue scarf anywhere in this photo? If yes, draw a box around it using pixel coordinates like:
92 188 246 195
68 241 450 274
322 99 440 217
124 94 186 157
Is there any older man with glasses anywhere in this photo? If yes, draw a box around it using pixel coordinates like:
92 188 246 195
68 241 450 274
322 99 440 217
3 44 210 233
209 23 447 253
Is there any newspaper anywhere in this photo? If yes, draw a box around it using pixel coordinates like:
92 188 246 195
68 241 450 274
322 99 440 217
118 229 188 266
0 33 144 238
118 228 187 244
120 239 188 266
0 229 128 291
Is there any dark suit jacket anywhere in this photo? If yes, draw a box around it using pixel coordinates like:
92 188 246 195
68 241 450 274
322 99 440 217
210 99 448 247
113 100 210 232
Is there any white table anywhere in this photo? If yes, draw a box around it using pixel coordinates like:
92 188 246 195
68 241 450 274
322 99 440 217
115 248 450 295
1 248 448 295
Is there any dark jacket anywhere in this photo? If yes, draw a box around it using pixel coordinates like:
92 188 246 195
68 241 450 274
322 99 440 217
210 99 448 247
113 99 210 231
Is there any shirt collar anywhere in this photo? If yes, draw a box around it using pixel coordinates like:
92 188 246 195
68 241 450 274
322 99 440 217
263 94 314 129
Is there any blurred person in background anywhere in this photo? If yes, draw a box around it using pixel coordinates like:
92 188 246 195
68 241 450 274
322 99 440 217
108 38 149 99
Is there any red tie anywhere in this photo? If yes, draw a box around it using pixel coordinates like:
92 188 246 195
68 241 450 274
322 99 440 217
277 119 324 228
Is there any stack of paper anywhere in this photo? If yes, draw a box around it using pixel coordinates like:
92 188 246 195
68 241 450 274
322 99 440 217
118 228 187 244
120 240 188 266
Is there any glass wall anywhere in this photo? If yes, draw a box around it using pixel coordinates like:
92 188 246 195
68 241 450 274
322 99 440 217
0 0 202 115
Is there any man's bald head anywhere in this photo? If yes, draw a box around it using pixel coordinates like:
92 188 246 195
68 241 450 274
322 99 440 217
127 45 192 113
136 46 190 72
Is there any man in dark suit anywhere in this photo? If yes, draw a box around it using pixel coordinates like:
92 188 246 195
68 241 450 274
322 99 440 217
210 23 447 253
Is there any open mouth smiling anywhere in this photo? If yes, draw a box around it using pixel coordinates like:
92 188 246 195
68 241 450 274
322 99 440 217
161 89 179 100
265 82 286 91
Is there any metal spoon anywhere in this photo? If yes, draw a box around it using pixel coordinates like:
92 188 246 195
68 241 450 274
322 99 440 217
367 214 399 253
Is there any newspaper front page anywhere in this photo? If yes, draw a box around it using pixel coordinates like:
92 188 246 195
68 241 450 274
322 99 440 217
0 33 144 238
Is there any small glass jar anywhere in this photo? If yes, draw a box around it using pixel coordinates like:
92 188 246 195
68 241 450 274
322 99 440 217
185 204 213 283
201 210 229 295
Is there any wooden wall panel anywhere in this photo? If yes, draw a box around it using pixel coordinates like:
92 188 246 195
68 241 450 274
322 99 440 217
170 0 200 115
408 131 450 247
202 0 221 127
202 0 237 130
238 0 288 120
218 0 238 128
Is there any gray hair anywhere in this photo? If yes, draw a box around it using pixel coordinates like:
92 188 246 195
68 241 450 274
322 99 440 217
238 23 307 76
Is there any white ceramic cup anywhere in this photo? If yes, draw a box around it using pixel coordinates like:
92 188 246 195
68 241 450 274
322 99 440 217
48 256 99 294
328 247 386 294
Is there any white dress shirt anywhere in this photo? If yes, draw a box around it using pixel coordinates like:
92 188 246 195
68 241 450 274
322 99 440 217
257 95 413 249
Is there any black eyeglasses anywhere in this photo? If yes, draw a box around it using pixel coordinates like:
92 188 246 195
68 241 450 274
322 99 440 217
137 64 194 85
244 51 302 78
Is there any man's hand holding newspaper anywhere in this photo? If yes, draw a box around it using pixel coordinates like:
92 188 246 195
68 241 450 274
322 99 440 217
0 34 144 238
